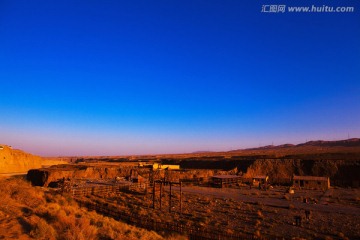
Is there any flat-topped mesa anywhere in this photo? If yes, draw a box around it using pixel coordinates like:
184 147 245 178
0 144 42 173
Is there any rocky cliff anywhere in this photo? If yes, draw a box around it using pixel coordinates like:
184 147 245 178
243 158 360 186
0 145 42 173
27 164 135 186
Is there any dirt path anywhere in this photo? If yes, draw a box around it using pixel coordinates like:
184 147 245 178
319 188 333 204
171 186 360 216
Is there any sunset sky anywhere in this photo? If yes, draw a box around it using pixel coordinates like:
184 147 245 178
1 0 359 156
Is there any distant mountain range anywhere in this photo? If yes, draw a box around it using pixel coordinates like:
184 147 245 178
231 138 360 152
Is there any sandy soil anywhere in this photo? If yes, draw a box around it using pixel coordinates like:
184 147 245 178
84 185 360 239
0 173 27 178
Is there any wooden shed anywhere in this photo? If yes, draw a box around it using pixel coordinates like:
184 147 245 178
212 175 242 188
293 175 330 190
252 175 269 187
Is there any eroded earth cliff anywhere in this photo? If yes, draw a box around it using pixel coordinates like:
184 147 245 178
0 145 42 173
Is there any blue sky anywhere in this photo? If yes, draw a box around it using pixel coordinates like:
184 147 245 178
1 0 359 156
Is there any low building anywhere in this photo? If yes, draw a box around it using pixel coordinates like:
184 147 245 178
153 163 180 170
212 175 242 188
292 175 330 190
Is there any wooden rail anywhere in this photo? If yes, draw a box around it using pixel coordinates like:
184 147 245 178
65 182 259 239
69 183 149 197
76 199 254 240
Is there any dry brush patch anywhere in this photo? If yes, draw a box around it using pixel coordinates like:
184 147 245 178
3 177 358 239
0 177 169 240
82 184 360 239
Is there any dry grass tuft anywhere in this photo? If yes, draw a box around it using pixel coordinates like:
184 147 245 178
30 218 57 239
0 177 165 240
257 210 264 219
254 229 261 238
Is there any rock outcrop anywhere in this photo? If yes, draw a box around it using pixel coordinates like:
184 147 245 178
0 145 42 173
27 164 135 186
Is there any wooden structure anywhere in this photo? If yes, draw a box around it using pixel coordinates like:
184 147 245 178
252 175 268 187
211 175 242 188
152 180 182 213
292 175 330 190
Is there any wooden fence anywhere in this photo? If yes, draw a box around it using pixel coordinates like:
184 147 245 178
65 182 259 239
70 182 148 197
67 178 212 198
76 199 254 240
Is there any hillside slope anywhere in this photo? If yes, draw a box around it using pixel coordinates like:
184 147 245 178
0 177 165 240
0 145 42 173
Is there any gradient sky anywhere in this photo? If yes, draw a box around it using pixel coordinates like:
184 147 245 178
1 0 359 156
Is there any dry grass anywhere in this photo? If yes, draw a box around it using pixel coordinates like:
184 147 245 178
0 177 170 240
256 210 264 219
2 176 359 239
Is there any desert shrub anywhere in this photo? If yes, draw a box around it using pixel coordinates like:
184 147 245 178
30 218 57 239
0 178 45 208
59 216 98 240
254 230 261 238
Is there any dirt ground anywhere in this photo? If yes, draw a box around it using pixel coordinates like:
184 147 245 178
83 184 360 239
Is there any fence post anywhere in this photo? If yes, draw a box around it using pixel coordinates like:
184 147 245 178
160 181 162 210
180 181 182 213
152 181 155 209
169 182 172 213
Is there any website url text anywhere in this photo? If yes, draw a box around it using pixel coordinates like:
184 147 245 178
261 5 355 13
